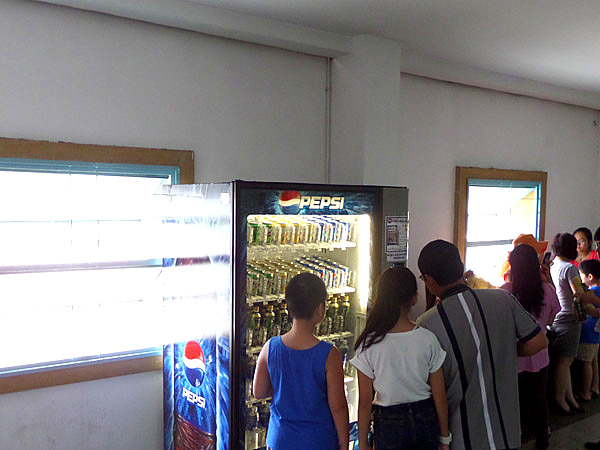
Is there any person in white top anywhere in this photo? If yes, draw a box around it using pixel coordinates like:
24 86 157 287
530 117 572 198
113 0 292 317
350 267 450 450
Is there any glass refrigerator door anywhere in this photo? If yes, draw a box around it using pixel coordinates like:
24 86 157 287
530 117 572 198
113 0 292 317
161 184 233 450
239 186 377 450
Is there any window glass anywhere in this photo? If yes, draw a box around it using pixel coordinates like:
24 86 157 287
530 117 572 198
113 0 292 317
465 180 542 287
0 162 178 374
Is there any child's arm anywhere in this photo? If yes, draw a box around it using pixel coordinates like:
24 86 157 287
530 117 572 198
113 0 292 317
429 367 450 450
252 340 272 399
356 369 373 450
326 346 349 450
570 277 600 306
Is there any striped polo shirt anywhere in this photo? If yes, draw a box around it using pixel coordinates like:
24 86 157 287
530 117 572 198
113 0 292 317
416 285 540 450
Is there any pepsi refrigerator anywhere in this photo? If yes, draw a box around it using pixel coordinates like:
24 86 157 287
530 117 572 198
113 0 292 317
162 181 409 450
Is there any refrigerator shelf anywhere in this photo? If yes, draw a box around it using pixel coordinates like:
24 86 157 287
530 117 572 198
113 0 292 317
248 241 356 256
328 286 356 295
322 331 354 342
246 397 272 405
246 287 356 305
246 294 284 305
246 332 353 355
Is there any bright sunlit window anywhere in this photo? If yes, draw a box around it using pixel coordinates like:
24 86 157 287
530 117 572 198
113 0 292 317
0 159 179 375
465 180 542 286
454 167 547 287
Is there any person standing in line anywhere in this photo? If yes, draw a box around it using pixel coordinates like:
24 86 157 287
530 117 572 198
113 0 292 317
501 244 560 450
549 233 591 414
576 259 600 402
253 272 349 450
415 240 548 450
573 227 599 267
351 267 450 450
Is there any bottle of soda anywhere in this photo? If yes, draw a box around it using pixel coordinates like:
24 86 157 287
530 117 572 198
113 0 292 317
339 295 351 332
328 296 340 333
264 305 276 339
258 402 271 427
256 307 269 347
324 315 333 336
280 302 291 334
316 319 324 336
249 307 261 348
245 405 259 450
257 403 270 447
338 339 350 375
272 304 282 338
246 357 257 400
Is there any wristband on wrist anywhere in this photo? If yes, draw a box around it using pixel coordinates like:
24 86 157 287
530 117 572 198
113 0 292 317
439 431 452 445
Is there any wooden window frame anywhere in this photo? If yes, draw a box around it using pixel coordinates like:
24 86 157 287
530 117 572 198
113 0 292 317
0 137 194 394
453 166 547 263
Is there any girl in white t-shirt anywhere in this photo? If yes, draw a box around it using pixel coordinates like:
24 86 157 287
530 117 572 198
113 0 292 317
350 267 449 450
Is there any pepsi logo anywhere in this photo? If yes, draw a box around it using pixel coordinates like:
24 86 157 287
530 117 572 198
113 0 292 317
183 340 206 388
279 191 302 214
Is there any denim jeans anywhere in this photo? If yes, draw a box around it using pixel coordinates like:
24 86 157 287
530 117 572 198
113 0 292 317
373 397 439 450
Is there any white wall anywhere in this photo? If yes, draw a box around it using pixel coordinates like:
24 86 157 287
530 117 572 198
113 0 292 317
1 372 162 450
392 74 600 314
0 0 328 184
0 1 327 449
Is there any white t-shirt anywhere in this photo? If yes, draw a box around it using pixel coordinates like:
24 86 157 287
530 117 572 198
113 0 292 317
350 327 446 406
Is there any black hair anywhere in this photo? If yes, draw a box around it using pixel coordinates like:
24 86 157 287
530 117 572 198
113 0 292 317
551 233 577 261
285 272 327 320
509 244 545 317
574 227 593 251
579 259 600 280
354 267 417 351
594 226 600 242
417 239 464 286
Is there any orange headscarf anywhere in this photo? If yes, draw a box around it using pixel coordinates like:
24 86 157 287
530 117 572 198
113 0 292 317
500 234 549 281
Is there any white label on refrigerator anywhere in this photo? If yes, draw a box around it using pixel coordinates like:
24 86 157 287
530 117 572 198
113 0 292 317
385 216 408 262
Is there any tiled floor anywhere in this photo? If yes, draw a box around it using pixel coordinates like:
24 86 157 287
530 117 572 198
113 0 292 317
520 397 600 449
521 412 600 449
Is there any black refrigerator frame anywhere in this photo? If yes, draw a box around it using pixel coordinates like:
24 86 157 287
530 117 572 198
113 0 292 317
229 180 409 449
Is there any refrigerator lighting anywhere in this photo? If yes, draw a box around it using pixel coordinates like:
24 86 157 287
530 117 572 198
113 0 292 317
357 214 371 312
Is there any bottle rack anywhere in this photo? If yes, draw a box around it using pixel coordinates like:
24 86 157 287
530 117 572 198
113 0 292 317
248 241 356 256
246 331 353 356
247 286 355 306
244 214 362 449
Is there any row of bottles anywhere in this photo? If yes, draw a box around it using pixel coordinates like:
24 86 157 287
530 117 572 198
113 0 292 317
246 294 351 350
247 215 357 247
247 302 292 348
244 214 359 444
316 295 351 336
245 402 270 450
247 257 354 298
244 338 352 450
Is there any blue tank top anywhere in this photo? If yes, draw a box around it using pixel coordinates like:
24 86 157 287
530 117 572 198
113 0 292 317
266 336 338 450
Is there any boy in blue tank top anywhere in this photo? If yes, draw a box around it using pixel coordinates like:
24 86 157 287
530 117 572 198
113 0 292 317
253 272 349 450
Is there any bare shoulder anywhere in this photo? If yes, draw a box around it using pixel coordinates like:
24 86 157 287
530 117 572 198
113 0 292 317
325 344 342 369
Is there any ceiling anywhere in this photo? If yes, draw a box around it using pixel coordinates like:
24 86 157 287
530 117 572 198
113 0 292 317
186 0 600 94
38 0 600 106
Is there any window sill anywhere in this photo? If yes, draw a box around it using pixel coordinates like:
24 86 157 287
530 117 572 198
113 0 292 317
0 355 162 394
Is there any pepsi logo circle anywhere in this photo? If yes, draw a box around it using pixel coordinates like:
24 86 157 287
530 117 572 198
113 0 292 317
183 340 207 388
279 191 301 214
